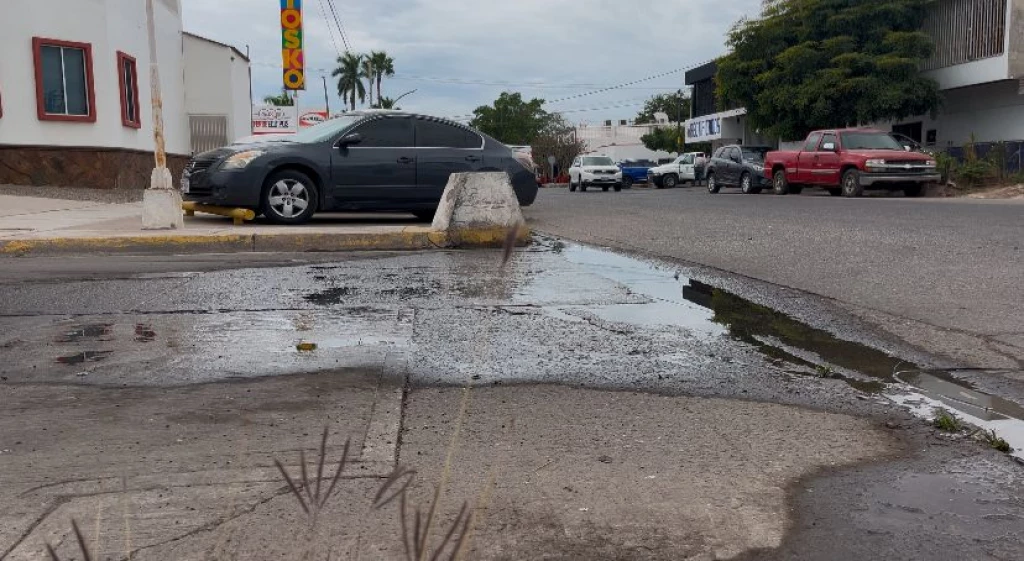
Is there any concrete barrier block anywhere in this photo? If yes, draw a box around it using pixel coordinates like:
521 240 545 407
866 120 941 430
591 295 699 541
431 172 526 234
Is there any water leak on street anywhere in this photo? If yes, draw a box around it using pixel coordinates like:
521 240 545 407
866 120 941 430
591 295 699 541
535 239 1024 457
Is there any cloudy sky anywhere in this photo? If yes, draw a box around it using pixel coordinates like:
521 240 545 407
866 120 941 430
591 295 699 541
182 0 761 124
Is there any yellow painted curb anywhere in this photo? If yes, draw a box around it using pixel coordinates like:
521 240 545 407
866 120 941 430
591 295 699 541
0 226 531 256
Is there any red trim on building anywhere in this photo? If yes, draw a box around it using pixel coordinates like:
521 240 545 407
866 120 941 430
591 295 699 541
32 37 97 123
116 51 141 129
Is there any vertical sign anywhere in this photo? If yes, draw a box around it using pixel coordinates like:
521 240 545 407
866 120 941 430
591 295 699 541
281 0 305 90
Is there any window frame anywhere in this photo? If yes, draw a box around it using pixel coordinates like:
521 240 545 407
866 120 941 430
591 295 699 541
33 37 97 123
117 51 141 129
415 118 484 149
818 133 838 152
803 133 823 152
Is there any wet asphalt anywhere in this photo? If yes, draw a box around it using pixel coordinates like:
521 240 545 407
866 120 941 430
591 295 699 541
1 242 1023 559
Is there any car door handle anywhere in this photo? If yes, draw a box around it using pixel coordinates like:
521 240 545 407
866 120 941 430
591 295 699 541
465 155 481 163
397 157 414 164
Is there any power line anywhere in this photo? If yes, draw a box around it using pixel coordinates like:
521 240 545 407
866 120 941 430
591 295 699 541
315 0 344 59
324 0 352 52
545 59 713 105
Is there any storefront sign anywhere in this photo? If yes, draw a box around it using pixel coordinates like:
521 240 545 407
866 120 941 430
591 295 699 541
298 110 328 128
686 117 722 143
281 0 305 90
253 105 298 134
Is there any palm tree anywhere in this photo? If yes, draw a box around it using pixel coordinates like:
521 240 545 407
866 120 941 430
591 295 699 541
361 56 376 108
368 51 395 106
373 89 416 110
262 89 294 106
332 53 366 111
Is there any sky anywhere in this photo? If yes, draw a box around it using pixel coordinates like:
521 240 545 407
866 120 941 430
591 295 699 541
181 0 762 124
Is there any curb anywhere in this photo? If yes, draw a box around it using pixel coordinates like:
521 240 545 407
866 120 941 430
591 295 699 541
0 227 529 257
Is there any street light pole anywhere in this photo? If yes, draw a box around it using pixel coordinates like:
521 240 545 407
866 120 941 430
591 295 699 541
141 0 183 230
322 75 331 116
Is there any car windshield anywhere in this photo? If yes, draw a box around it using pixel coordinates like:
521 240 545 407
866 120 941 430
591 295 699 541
288 115 364 144
742 148 770 162
839 132 904 151
582 157 614 166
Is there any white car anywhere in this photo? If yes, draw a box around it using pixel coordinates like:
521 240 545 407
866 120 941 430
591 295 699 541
568 155 623 192
648 152 707 189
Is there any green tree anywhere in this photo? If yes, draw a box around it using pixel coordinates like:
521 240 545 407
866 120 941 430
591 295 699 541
368 51 396 106
641 127 683 153
717 0 940 140
332 52 367 111
470 92 548 145
531 114 585 178
262 89 295 107
634 90 690 124
361 56 376 108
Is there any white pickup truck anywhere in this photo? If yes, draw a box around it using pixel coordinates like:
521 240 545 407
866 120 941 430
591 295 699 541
648 152 707 189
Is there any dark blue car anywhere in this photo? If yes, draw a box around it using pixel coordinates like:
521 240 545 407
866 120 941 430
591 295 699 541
182 110 538 224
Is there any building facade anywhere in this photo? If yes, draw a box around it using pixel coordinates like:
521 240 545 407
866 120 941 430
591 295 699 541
685 0 1024 155
0 0 251 190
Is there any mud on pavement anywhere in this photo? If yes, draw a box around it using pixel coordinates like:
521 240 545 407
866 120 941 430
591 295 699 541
1 240 1023 559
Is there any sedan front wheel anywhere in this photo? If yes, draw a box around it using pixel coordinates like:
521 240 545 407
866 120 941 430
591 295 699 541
262 170 318 225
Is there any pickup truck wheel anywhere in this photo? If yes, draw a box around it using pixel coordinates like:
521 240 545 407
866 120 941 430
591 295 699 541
740 173 756 194
827 188 842 197
707 173 721 194
622 176 633 189
903 184 925 197
772 170 790 195
842 169 864 197
663 174 678 189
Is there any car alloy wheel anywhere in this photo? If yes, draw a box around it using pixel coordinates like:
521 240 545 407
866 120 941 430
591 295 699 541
664 175 677 189
741 173 754 194
268 179 311 219
622 176 633 189
773 170 790 195
842 170 863 197
707 174 720 194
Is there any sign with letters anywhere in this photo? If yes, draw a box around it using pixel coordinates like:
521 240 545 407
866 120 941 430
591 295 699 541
280 0 305 90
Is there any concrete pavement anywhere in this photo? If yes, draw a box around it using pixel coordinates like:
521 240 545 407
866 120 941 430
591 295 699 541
2 246 1022 559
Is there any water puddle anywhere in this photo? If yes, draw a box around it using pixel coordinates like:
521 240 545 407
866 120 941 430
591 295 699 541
536 239 1024 457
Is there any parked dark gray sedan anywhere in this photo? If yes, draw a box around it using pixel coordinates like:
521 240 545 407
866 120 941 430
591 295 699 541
182 110 539 224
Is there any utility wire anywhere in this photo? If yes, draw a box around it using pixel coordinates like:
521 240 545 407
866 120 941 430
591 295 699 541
315 0 344 59
324 0 353 52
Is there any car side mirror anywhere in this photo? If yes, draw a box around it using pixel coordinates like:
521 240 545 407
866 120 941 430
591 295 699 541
822 142 836 152
336 133 363 148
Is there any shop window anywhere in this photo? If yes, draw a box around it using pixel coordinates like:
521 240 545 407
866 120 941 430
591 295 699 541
33 37 96 122
117 52 141 128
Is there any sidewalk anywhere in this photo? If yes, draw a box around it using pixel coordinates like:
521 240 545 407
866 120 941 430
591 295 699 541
0 195 452 255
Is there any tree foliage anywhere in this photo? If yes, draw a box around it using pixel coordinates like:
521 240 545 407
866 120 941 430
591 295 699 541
640 127 682 153
634 91 691 124
332 52 367 111
263 90 295 107
531 114 585 177
470 92 549 145
717 0 940 140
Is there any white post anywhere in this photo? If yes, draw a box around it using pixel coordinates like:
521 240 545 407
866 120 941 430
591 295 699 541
142 0 184 230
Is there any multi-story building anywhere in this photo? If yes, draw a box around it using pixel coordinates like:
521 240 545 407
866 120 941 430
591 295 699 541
0 0 252 190
685 0 1024 154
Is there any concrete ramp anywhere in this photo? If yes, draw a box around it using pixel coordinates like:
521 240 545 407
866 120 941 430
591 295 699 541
431 172 529 247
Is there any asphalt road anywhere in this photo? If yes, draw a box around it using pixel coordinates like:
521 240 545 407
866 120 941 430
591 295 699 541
526 187 1024 370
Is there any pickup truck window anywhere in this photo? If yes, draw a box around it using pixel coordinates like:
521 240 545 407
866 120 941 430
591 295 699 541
803 133 823 152
840 132 904 151
818 133 837 151
681 154 693 165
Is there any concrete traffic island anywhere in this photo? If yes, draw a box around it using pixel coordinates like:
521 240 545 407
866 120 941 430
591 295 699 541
0 174 529 256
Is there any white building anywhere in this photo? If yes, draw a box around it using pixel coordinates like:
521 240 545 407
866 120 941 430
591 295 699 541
0 0 252 190
685 0 1024 153
576 121 678 162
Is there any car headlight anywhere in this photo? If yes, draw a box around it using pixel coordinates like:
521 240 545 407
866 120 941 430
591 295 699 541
222 150 266 170
865 159 886 168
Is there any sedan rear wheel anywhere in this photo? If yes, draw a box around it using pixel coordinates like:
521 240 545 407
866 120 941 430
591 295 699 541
262 170 318 225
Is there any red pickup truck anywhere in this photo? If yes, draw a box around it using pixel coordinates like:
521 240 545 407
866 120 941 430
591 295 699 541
763 129 940 197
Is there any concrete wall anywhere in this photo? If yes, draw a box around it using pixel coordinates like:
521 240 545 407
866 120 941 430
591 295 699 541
183 35 252 143
891 80 1024 146
1010 0 1024 79
0 0 188 155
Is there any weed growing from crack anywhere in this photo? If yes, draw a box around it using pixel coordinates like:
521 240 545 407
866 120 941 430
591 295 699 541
45 520 91 561
374 467 474 561
977 429 1012 453
274 426 352 524
932 408 964 432
814 365 837 378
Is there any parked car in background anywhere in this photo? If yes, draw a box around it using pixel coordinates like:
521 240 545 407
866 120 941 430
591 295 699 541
568 156 623 192
617 159 655 188
182 110 538 224
705 145 772 194
507 145 539 176
648 152 706 188
763 129 939 197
